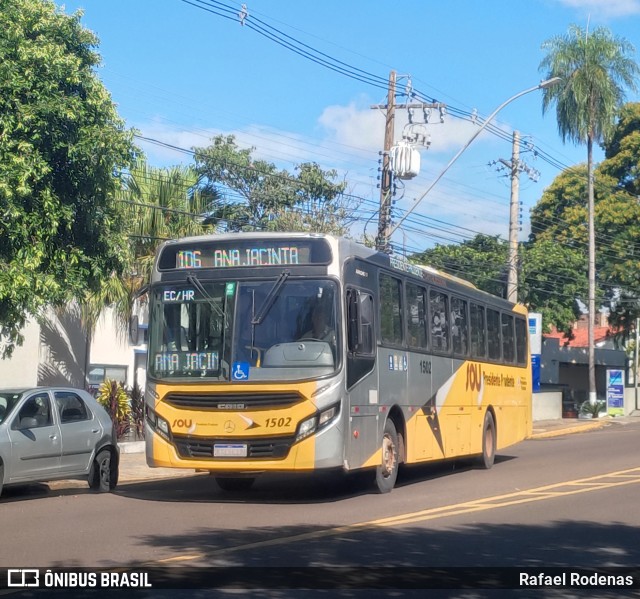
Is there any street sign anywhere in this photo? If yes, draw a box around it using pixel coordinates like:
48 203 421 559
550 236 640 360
606 369 624 417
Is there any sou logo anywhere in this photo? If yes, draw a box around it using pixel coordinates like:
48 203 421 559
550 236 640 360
466 363 482 392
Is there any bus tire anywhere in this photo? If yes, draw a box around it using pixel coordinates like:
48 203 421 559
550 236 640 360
215 477 255 492
374 419 399 494
480 411 496 470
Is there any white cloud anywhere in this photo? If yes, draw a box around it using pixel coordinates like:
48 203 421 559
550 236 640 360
318 99 489 155
556 0 640 18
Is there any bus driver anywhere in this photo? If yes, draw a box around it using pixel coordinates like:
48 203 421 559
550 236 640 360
301 304 336 345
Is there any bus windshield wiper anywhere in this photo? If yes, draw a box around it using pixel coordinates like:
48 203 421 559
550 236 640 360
186 273 224 319
252 270 290 325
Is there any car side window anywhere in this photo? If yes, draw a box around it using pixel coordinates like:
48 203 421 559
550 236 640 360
55 392 91 424
14 393 52 429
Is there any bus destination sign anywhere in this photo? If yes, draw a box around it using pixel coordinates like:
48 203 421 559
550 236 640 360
177 245 305 269
158 238 332 271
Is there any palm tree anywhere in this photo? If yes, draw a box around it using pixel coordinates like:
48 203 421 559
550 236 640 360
540 24 639 404
82 161 220 337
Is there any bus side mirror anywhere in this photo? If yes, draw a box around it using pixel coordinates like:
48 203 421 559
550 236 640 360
347 290 362 352
129 315 139 345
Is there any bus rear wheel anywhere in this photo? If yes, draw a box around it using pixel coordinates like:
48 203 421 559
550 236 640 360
480 411 496 470
215 477 255 492
374 419 399 493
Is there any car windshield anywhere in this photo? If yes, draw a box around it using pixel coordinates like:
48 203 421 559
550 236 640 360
147 278 339 382
0 391 25 424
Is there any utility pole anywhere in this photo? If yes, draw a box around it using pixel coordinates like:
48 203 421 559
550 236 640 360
635 317 639 410
372 71 445 253
375 70 396 253
493 131 540 303
506 130 520 303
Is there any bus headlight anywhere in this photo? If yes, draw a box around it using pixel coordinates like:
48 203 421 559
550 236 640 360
319 405 337 426
157 416 170 436
147 408 171 442
297 415 317 442
295 403 340 442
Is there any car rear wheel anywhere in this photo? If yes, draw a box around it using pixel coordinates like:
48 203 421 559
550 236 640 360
89 449 118 492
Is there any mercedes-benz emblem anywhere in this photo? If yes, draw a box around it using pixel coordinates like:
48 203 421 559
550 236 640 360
224 420 235 433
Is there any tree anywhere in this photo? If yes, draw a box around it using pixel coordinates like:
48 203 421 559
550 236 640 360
519 239 586 335
410 234 586 333
193 135 351 233
540 24 639 402
529 103 640 339
0 0 135 355
82 161 218 337
411 234 508 297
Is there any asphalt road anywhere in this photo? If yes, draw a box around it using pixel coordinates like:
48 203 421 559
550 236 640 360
1 420 639 598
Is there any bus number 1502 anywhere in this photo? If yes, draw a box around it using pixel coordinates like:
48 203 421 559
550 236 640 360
419 360 432 374
265 417 292 428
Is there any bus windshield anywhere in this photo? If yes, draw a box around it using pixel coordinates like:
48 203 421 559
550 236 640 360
148 278 339 382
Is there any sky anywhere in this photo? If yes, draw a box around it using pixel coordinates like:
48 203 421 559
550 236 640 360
57 0 640 255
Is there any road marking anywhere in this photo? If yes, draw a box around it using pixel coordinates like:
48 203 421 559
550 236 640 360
152 467 640 564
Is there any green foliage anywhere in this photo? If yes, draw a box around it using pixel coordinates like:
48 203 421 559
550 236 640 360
540 25 639 146
0 0 135 355
80 161 219 338
411 234 508 298
96 379 131 439
579 399 606 417
519 239 585 334
127 383 145 440
528 102 640 338
193 135 350 233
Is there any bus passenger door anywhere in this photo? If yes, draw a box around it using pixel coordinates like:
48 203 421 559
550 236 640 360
345 288 378 470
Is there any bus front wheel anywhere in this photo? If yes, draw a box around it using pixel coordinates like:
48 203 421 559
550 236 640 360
374 419 399 493
480 411 496 470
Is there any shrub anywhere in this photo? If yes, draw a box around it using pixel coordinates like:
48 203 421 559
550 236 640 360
579 399 606 417
96 379 131 439
128 383 145 439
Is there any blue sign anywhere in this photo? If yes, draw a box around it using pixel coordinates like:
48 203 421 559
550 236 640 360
606 369 624 416
531 354 541 393
232 361 250 381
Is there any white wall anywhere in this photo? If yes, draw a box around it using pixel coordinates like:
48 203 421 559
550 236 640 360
90 307 135 388
532 391 563 421
0 317 40 387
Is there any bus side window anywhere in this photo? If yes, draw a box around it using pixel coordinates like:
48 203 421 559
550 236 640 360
515 317 527 365
470 303 487 358
502 313 515 363
347 289 374 355
451 296 468 356
487 308 501 360
429 290 449 352
379 274 403 346
407 282 428 350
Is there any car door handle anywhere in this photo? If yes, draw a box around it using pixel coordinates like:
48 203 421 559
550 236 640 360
92 429 100 434
49 434 58 440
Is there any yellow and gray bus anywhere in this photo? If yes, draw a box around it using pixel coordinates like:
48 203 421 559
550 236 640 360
144 232 531 493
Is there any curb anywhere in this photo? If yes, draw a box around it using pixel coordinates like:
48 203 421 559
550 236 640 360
118 440 145 454
530 419 610 439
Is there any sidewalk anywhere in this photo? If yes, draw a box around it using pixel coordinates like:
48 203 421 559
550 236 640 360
110 411 640 484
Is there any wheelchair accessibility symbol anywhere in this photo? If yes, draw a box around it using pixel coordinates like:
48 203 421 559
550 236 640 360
232 361 250 380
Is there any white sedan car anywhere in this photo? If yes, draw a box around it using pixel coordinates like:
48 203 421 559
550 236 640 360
0 387 119 497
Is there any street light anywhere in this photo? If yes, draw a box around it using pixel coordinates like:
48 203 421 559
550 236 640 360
386 78 562 250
